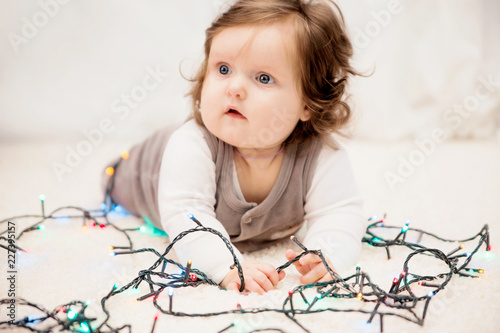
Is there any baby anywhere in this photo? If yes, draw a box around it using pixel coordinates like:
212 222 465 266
104 0 365 294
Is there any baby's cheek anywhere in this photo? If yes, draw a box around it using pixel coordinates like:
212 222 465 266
200 76 216 107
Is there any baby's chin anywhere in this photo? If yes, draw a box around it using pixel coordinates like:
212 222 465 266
212 131 249 148
202 120 244 147
211 129 263 149
201 114 285 149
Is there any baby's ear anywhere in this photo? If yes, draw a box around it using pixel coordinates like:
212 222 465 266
300 105 311 121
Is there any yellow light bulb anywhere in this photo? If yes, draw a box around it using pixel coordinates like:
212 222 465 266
105 167 114 176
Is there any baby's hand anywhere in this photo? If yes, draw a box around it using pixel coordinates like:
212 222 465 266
220 259 285 295
285 249 335 284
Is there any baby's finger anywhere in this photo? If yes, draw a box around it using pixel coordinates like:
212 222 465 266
253 270 275 292
257 263 280 287
226 281 240 292
300 263 326 285
278 270 286 281
299 253 322 266
245 277 266 295
286 249 310 275
285 249 298 261
318 272 335 283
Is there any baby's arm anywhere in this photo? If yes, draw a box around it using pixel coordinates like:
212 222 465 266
158 121 282 292
158 121 242 283
287 145 365 283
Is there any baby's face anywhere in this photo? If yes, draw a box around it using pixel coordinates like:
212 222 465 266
200 21 310 149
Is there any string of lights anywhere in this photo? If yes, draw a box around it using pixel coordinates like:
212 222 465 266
0 193 492 332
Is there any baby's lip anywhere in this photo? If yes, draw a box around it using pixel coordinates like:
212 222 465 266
225 105 246 118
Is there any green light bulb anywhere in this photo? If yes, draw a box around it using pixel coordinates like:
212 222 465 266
67 309 77 320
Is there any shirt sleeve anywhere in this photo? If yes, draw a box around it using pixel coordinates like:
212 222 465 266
302 143 366 276
157 120 244 284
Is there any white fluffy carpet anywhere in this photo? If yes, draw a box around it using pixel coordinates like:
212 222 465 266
1 139 499 333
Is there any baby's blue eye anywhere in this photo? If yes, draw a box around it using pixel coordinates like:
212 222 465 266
258 74 274 84
219 65 231 75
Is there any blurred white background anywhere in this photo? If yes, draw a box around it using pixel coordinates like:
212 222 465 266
0 0 499 144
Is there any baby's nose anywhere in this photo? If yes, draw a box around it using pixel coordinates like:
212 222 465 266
226 76 247 99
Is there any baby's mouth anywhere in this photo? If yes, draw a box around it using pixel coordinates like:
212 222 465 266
227 109 241 115
225 107 246 119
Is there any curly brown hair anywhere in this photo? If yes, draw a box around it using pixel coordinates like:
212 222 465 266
187 0 359 144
